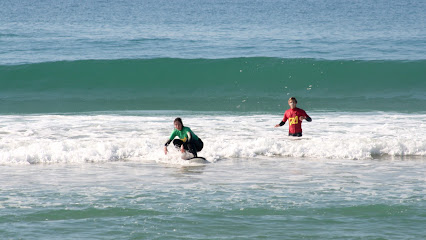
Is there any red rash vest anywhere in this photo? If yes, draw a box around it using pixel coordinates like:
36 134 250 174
282 107 310 134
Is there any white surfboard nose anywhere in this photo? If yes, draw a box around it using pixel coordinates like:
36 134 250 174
181 152 194 160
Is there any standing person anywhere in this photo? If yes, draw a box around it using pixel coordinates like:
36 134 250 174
164 118 204 158
274 97 312 137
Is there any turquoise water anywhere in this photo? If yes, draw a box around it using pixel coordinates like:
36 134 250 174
1 58 425 113
1 0 425 239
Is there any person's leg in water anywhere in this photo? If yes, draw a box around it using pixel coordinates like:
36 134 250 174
186 143 197 157
188 138 204 158
173 139 182 148
173 139 185 150
173 139 196 157
173 139 203 158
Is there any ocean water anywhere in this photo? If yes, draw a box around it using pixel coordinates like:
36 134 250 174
1 0 425 239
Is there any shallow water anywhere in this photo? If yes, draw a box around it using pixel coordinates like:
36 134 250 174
1 157 424 239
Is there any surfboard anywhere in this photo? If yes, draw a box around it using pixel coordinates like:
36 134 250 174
180 152 209 163
187 157 209 164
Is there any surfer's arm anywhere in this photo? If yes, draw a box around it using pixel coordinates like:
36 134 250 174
298 109 312 122
164 139 173 155
165 130 177 147
164 139 172 147
300 116 312 122
299 112 312 122
275 121 286 127
275 112 288 127
186 131 192 143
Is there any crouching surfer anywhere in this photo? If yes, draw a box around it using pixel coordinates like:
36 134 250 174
274 97 312 137
164 117 204 158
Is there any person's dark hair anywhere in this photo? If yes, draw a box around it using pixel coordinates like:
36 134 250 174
288 97 297 103
174 117 183 126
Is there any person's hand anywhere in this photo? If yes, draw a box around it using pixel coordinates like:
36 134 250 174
180 145 185 153
274 124 280 128
164 146 168 155
299 116 305 121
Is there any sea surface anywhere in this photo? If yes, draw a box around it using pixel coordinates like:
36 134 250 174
1 0 425 239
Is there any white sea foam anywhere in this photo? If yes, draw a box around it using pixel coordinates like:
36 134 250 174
0 112 425 165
